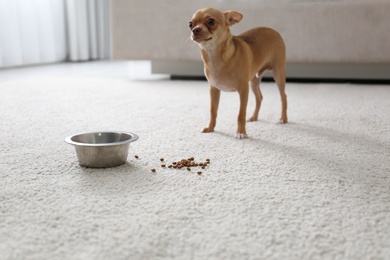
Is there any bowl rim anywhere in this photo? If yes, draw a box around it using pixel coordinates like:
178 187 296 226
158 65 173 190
65 131 139 147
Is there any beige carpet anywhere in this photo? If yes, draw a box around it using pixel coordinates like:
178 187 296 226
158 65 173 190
1 76 389 259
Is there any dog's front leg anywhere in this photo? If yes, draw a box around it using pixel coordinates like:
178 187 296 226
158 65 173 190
237 85 249 139
202 86 220 133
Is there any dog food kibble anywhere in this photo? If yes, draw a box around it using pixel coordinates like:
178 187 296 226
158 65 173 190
149 157 210 175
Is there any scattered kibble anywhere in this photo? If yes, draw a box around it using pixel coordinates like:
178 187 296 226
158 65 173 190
167 157 210 173
143 157 210 175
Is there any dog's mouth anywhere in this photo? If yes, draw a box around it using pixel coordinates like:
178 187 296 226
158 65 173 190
192 35 213 43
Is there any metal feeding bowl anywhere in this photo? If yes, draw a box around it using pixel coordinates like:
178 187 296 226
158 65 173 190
65 131 139 168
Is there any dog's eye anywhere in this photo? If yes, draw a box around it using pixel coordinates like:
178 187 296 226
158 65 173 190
207 19 216 26
189 22 193 29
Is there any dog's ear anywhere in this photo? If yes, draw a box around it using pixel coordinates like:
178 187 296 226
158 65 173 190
224 11 243 26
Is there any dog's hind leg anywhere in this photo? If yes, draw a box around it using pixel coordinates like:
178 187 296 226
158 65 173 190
273 61 288 123
248 75 263 122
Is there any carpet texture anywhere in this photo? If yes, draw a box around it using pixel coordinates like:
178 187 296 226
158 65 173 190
1 77 389 259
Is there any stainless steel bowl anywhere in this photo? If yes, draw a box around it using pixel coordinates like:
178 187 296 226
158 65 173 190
65 131 139 168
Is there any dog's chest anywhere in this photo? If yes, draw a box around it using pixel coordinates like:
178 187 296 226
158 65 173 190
205 69 238 92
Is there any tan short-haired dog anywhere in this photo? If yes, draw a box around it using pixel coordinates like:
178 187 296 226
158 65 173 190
190 8 288 138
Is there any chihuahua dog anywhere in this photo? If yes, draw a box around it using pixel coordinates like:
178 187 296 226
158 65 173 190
190 8 288 138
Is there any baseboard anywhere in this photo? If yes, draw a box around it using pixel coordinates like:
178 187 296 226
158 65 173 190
152 60 390 82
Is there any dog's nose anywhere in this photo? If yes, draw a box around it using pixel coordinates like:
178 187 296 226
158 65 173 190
192 27 202 36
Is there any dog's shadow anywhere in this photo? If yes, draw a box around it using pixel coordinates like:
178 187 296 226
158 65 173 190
287 121 388 154
214 120 389 176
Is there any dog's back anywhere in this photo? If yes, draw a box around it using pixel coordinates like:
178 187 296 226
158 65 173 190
238 27 285 69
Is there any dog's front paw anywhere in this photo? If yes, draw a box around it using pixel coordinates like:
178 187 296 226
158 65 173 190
202 127 214 133
236 132 248 139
